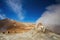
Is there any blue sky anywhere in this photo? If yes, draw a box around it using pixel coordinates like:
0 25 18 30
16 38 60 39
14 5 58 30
0 0 59 23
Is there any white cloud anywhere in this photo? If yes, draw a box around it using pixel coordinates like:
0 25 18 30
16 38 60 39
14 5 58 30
0 14 7 19
6 0 25 20
36 4 60 34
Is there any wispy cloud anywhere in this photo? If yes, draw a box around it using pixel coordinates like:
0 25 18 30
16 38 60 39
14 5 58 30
0 14 7 19
6 0 25 20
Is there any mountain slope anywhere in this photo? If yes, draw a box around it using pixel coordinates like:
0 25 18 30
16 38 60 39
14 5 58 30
0 19 35 34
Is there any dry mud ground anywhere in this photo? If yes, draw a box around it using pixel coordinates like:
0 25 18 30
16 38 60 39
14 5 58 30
0 30 60 40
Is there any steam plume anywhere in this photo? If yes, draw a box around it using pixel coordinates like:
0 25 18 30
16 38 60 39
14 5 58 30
36 4 60 34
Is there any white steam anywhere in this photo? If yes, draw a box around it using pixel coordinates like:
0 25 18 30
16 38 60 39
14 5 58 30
36 4 60 34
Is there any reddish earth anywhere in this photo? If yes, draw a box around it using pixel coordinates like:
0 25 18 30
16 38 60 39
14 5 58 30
0 19 35 34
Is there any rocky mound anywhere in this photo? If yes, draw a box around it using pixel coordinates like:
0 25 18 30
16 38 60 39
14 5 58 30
0 19 35 34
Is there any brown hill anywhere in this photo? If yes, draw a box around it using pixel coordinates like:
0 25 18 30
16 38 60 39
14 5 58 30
0 19 35 34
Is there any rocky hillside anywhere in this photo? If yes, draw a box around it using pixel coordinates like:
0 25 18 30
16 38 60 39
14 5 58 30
0 19 35 34
0 19 60 40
